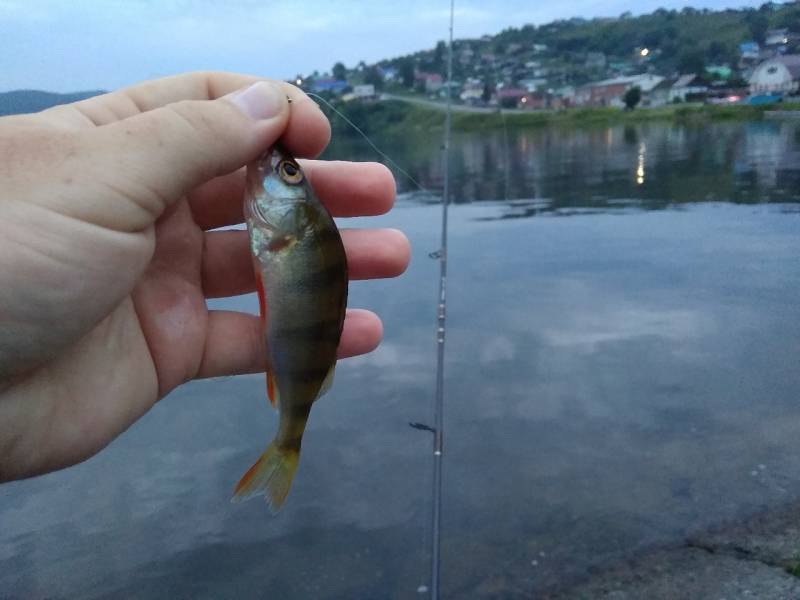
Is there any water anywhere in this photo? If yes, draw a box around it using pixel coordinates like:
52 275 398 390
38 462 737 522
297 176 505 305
2 120 800 598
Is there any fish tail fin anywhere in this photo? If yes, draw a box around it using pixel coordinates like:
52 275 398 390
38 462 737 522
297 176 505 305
231 441 300 512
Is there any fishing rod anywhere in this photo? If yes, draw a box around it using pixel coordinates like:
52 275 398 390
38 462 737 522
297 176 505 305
409 1 454 598
308 2 456 592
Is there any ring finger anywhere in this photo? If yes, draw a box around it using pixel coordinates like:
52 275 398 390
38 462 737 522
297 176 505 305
201 228 410 298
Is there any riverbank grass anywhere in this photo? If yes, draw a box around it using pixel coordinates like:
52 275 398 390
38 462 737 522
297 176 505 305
329 100 800 135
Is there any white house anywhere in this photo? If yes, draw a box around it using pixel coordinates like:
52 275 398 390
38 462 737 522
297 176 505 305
749 55 800 95
670 74 708 102
353 84 376 99
765 28 790 47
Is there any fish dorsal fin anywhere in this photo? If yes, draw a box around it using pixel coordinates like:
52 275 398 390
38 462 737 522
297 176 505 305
267 370 279 409
317 364 336 399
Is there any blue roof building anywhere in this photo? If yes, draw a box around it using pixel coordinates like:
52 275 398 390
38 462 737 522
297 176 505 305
311 79 349 94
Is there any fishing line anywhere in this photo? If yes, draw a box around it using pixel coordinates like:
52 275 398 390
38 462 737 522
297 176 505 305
306 92 435 198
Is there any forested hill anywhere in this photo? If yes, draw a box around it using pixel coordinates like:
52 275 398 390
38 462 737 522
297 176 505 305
0 90 103 116
378 2 800 86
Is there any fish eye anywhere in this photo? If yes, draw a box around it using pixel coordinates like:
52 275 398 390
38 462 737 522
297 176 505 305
278 160 303 184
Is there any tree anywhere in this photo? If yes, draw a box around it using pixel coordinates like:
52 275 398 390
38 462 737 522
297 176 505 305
745 10 769 42
398 59 415 88
433 40 446 73
332 62 347 81
364 67 384 90
623 86 641 110
707 40 732 64
678 47 705 75
482 80 495 102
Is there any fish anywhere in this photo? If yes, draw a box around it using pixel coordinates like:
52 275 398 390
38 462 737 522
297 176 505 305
232 145 348 512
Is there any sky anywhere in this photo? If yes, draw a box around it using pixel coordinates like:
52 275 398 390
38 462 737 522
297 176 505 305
0 0 776 92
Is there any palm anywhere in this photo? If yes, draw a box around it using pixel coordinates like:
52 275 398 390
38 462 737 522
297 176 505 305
0 72 408 483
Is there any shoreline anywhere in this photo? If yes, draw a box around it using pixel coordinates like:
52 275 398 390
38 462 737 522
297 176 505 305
328 98 800 135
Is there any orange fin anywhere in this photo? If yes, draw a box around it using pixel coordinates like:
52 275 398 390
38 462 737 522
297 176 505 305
266 369 279 408
232 441 300 512
253 267 277 408
254 268 267 326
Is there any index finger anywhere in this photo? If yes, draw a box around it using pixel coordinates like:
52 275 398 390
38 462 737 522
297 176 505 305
45 71 331 158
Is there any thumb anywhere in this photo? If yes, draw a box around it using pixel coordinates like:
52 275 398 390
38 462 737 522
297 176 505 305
69 81 289 231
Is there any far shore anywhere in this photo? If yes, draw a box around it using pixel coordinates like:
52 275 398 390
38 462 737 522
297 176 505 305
327 96 800 136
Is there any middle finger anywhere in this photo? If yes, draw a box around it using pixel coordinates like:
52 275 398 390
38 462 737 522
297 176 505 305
201 227 410 298
189 160 396 230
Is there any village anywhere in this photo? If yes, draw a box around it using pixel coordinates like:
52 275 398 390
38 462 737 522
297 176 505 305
299 15 800 112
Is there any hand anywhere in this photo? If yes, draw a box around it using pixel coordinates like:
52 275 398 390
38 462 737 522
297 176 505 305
0 72 410 482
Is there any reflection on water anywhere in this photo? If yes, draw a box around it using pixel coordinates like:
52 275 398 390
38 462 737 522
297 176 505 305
330 120 800 212
2 122 800 598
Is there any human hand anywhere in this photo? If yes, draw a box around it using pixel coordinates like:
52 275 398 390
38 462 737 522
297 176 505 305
0 72 409 482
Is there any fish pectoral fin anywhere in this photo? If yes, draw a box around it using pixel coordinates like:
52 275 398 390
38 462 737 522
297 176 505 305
267 234 297 252
266 369 280 409
316 363 336 399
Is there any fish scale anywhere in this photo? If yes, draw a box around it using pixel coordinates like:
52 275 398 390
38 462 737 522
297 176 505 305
232 145 347 512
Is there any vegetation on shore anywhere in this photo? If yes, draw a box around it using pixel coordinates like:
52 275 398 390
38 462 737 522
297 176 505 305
327 99 800 137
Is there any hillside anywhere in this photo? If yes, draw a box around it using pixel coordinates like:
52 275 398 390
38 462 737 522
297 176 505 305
356 2 800 90
0 90 104 116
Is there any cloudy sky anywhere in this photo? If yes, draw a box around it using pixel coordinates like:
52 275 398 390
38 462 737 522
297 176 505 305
0 0 772 92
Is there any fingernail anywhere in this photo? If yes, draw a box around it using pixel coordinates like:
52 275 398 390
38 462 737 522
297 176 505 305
228 82 285 120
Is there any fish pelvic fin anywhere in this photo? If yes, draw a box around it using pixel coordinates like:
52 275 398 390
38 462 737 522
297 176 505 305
232 441 300 513
266 369 279 408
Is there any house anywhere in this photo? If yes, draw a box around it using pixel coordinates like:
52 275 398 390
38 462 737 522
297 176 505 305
705 65 732 81
749 55 800 95
378 66 397 82
670 74 708 102
647 77 676 107
496 87 528 107
740 42 760 61
352 84 376 100
518 77 548 91
460 79 485 104
609 60 634 75
311 78 348 94
575 74 664 108
765 28 790 47
519 91 552 110
417 72 443 94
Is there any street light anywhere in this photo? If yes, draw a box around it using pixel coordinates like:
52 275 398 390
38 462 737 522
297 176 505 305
640 48 650 57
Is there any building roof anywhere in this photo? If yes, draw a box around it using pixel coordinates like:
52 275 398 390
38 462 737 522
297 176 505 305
580 74 664 92
778 55 800 79
496 88 528 98
757 55 800 79
673 74 700 88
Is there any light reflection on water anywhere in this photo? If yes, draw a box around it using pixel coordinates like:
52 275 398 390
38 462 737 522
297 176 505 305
2 121 800 598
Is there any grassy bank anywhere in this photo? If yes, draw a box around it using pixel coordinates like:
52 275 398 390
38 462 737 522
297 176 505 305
326 100 800 136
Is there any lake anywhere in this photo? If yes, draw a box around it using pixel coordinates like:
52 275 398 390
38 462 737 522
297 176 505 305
2 119 800 598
